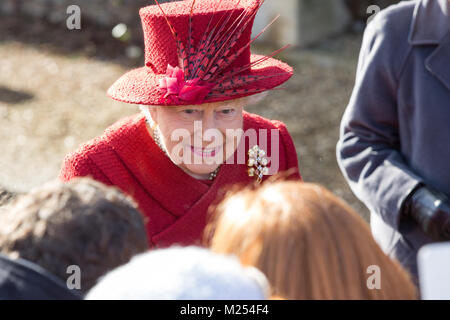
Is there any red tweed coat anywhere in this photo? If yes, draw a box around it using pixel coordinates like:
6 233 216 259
59 111 301 247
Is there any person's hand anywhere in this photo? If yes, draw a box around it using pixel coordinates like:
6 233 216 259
403 186 450 241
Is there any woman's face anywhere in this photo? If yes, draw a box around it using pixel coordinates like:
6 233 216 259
150 101 244 178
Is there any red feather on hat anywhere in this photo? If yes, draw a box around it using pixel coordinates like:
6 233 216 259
154 0 290 105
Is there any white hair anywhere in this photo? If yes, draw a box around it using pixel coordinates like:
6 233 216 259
139 104 155 128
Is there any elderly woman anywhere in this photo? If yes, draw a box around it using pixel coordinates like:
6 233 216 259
59 0 301 248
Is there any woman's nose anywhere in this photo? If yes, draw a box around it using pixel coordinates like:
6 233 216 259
201 111 217 133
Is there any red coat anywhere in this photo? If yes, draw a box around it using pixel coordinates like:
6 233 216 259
59 111 301 247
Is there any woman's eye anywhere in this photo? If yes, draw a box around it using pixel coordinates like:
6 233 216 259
220 109 235 115
183 109 197 114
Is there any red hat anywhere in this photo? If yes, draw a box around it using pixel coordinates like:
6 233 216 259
107 0 293 106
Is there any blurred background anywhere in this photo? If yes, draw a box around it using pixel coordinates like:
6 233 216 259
0 0 404 219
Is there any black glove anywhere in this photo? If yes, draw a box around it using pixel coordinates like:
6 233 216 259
403 185 450 242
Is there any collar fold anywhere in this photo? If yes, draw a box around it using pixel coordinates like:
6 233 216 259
409 0 450 45
425 29 450 91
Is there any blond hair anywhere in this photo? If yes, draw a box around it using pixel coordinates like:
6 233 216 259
208 182 418 300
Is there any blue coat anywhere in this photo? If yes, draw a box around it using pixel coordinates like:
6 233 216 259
337 0 450 278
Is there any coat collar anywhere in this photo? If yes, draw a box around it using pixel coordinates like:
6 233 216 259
426 30 450 91
408 0 450 45
103 113 252 219
408 0 450 91
105 113 212 218
91 112 287 245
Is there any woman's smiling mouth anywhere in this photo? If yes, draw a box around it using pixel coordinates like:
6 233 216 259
190 145 221 158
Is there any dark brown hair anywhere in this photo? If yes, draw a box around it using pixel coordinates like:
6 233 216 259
0 178 149 292
208 181 418 300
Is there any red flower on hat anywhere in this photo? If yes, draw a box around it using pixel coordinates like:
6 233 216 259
159 65 214 105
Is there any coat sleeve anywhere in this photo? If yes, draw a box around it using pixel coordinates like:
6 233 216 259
336 11 423 231
58 148 113 187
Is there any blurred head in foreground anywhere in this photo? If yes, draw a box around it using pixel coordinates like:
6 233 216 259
86 246 269 300
208 181 418 300
0 178 148 293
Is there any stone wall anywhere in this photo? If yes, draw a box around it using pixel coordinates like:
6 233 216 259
0 0 144 29
0 0 401 47
1 0 170 25
254 0 401 47
254 0 351 47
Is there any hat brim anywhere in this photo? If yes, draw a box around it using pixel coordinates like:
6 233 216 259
107 54 293 106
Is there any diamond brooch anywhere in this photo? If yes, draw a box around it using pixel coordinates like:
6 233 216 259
247 145 269 183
